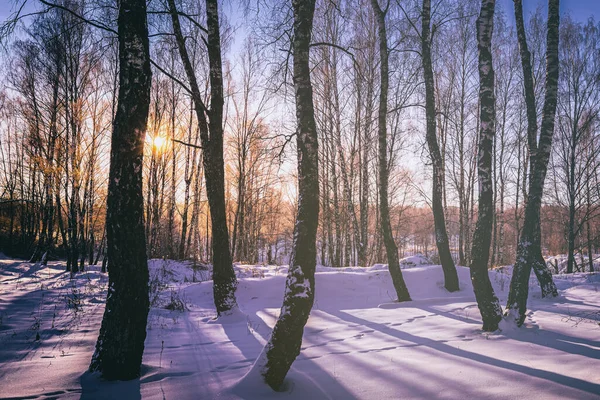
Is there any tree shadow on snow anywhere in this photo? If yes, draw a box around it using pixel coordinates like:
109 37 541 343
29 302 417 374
79 370 142 400
329 309 600 397
501 305 600 360
221 311 359 399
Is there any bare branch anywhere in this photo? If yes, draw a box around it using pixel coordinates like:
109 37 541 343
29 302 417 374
172 138 203 149
38 0 118 35
150 58 193 96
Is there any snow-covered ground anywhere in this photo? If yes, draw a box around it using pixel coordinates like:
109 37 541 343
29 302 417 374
1 256 599 399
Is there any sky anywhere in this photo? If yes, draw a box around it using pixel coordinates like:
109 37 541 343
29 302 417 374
498 0 600 23
0 0 598 205
1 0 600 23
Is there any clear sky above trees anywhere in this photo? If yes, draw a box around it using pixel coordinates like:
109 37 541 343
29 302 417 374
1 0 599 24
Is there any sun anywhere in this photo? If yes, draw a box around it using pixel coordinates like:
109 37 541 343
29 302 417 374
152 136 167 151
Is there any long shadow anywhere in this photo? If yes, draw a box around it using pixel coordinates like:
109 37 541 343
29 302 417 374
0 267 106 378
304 314 487 399
0 285 73 367
501 317 600 359
419 304 482 326
535 295 600 312
362 292 600 360
0 259 30 273
0 260 68 282
221 310 359 399
330 309 600 396
243 309 498 399
80 371 141 400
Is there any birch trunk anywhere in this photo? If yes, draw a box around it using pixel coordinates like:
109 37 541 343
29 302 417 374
421 0 460 292
506 0 560 326
249 0 319 389
470 0 502 332
371 0 411 301
168 0 238 315
90 0 151 379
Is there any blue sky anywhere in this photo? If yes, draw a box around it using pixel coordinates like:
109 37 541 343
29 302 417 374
498 0 598 23
1 0 599 23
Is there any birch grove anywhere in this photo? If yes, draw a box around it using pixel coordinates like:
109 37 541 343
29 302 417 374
0 0 600 380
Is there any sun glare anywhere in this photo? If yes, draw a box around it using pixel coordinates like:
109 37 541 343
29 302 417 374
151 135 167 151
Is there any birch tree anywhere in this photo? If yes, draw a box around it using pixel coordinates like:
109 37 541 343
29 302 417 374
470 0 502 332
506 0 560 326
421 0 459 292
371 0 411 301
90 0 151 379
247 0 320 390
167 0 239 316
